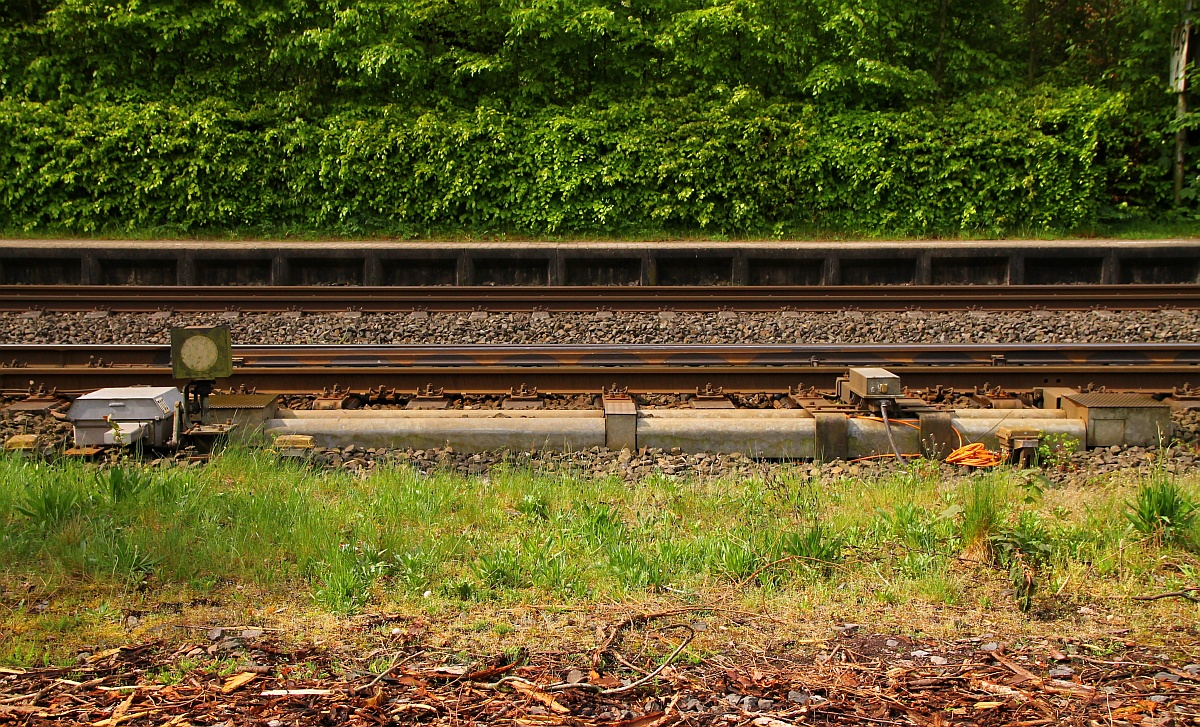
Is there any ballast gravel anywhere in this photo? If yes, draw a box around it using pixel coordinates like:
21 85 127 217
2 308 1198 345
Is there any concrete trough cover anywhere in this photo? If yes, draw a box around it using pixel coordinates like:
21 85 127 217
1063 393 1169 408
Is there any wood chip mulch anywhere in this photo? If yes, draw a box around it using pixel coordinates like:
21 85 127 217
1 626 1198 726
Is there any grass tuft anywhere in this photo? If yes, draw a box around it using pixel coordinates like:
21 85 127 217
1126 479 1198 547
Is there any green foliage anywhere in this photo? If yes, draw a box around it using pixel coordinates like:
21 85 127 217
472 545 528 590
961 476 1003 556
780 521 844 575
98 466 152 504
16 471 83 532
991 510 1054 568
0 0 1188 235
1037 433 1079 471
1126 479 1198 546
606 542 670 590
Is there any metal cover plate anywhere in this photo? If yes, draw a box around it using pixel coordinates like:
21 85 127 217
3 399 57 414
207 394 278 410
1064 393 1169 408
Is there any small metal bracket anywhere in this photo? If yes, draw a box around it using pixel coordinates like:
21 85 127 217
502 383 544 410
406 383 449 410
692 383 734 409
972 384 1025 409
313 384 353 410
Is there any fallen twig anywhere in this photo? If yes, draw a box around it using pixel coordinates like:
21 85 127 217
1132 586 1200 603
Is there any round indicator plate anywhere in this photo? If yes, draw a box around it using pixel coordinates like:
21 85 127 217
179 336 219 373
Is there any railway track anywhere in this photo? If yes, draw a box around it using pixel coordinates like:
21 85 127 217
3 284 1200 312
4 343 1198 394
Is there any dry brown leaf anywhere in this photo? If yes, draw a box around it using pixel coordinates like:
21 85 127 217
220 672 258 694
365 688 385 708
972 679 1026 699
0 706 42 715
591 673 621 689
973 701 1005 710
466 663 516 681
510 680 570 714
612 712 670 727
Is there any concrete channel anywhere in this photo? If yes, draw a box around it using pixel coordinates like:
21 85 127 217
4 239 1200 286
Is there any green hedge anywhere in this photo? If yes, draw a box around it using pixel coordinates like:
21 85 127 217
0 86 1144 235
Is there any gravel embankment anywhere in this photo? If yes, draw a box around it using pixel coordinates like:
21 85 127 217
2 308 1196 345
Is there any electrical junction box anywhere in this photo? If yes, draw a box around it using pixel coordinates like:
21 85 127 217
847 367 901 399
171 326 233 380
67 385 183 447
1062 393 1171 448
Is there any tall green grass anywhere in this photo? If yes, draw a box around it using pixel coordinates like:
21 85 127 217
1 450 1196 614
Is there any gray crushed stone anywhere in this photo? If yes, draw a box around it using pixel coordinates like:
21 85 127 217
2 308 1197 345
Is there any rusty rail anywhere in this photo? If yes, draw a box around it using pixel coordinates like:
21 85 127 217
3 343 1198 395
3 284 1200 312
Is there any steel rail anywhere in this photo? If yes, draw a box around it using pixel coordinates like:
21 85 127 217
3 284 1200 312
3 343 1199 368
3 343 1198 395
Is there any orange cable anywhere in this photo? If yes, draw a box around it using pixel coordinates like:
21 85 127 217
945 442 1004 468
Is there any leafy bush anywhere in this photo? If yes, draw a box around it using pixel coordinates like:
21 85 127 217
0 89 1141 236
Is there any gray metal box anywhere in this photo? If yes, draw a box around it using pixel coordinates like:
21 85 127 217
67 386 183 447
1062 393 1172 448
847 367 901 399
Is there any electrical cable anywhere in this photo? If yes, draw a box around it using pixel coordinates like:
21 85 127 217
945 442 1004 467
879 400 907 463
